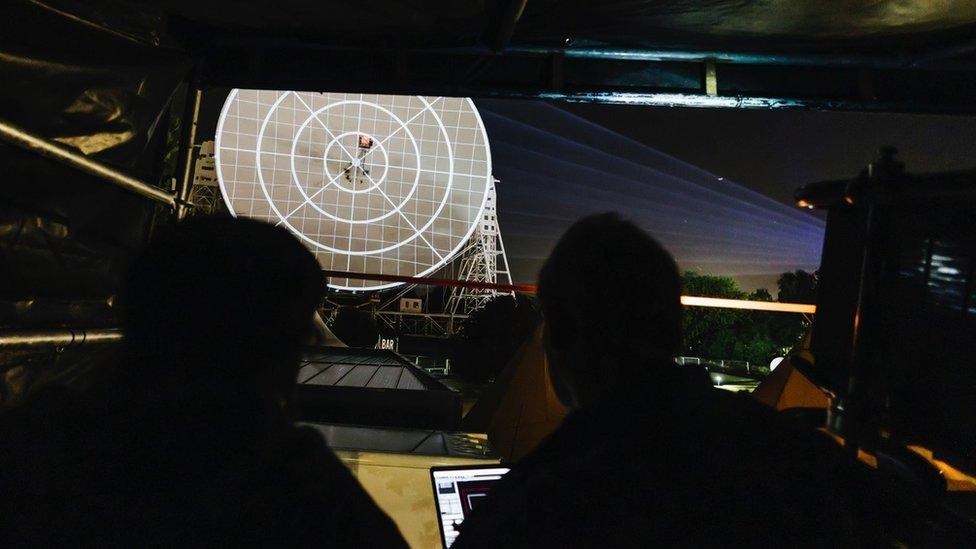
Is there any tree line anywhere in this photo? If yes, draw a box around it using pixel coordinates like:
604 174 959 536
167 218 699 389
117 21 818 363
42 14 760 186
680 270 816 367
451 269 817 383
325 269 817 383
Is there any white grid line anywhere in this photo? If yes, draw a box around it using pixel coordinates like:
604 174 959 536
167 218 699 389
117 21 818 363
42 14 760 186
215 90 491 290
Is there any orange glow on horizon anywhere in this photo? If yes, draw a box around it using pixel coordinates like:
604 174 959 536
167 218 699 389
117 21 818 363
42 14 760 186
322 269 818 314
681 296 816 314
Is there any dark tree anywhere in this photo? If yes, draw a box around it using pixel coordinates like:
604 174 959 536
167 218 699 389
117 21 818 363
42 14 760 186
770 269 818 348
681 271 811 367
777 270 818 304
681 272 744 360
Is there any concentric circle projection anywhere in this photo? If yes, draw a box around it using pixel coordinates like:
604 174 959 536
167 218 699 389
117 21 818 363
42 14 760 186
215 90 492 290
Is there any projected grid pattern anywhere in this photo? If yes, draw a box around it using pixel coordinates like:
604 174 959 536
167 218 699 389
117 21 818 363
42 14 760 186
215 90 492 290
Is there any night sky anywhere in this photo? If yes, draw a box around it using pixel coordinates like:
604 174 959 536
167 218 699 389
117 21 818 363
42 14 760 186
559 104 976 209
479 100 976 292
200 90 976 294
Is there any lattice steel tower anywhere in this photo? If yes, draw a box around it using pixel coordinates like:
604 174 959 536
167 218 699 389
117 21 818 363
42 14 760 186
446 178 514 316
188 140 222 215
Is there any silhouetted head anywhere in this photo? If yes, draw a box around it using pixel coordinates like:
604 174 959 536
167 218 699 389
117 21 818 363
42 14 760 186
121 217 322 403
537 213 681 408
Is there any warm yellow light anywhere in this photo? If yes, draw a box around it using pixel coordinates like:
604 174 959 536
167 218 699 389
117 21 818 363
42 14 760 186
318 269 820 316
908 446 976 492
680 296 816 314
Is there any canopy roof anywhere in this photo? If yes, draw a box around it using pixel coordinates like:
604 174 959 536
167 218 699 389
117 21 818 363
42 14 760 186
58 1 976 53
9 1 976 113
298 348 444 390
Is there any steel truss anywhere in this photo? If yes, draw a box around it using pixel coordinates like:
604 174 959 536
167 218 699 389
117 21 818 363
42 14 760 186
446 179 514 317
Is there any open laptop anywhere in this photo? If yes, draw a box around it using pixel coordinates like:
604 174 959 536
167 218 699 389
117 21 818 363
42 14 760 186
430 464 511 548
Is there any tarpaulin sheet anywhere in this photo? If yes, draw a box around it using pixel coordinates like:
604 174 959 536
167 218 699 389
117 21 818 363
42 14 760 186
0 1 189 324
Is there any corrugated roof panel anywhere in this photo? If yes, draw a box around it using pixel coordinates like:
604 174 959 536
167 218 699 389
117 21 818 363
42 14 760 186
305 363 354 385
337 365 380 387
298 349 445 391
366 366 403 389
304 353 337 363
297 362 328 383
362 355 398 366
396 369 427 390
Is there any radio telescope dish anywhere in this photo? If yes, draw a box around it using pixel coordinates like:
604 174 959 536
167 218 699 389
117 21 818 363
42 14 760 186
214 90 492 290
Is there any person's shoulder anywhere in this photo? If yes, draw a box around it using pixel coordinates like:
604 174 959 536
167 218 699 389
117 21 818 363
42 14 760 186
704 389 838 447
280 423 333 455
454 413 621 548
698 388 864 506
265 423 354 486
252 424 409 547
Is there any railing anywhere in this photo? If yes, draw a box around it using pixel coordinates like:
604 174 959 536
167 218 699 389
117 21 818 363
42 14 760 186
373 311 470 338
0 328 123 349
677 356 771 377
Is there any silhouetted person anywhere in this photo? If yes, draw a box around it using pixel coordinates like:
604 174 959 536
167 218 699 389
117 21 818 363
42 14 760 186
453 213 868 548
0 217 406 547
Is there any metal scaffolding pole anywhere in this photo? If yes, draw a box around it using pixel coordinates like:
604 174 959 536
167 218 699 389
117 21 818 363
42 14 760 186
175 87 203 220
0 328 123 349
0 116 177 209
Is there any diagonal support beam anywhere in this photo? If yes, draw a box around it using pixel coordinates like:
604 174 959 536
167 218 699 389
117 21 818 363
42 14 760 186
0 116 177 208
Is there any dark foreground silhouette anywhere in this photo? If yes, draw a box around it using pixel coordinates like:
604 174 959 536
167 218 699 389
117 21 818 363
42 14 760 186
0 218 406 547
453 213 874 548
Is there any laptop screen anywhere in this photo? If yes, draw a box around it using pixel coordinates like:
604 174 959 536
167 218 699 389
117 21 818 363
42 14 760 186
430 465 511 548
